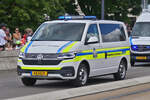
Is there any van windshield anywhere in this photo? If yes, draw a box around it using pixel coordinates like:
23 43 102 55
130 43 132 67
132 22 150 37
32 23 85 41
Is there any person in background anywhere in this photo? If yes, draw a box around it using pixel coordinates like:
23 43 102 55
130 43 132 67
5 28 13 50
27 28 33 42
127 26 132 37
13 28 21 49
21 28 28 45
0 23 7 51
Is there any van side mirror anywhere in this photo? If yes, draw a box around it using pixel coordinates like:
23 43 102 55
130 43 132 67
85 36 99 45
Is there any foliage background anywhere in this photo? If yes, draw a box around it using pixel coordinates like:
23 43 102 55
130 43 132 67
0 0 142 34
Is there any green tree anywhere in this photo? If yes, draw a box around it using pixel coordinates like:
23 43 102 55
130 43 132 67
0 0 68 33
0 0 143 33
77 0 142 23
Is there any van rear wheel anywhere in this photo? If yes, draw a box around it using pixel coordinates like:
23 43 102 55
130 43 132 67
73 63 88 87
21 78 36 86
113 60 127 80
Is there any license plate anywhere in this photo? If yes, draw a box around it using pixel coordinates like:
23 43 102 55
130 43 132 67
136 56 147 60
31 71 48 76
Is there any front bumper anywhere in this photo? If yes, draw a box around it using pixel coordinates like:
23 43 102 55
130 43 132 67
131 52 150 62
17 58 79 80
17 65 75 80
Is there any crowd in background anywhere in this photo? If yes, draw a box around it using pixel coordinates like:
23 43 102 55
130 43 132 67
0 23 33 51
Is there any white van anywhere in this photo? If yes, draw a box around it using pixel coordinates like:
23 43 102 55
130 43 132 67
17 16 130 86
131 8 150 66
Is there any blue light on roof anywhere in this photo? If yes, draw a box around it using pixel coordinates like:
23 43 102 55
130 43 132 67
58 16 96 20
58 16 72 20
58 16 65 19
84 16 97 19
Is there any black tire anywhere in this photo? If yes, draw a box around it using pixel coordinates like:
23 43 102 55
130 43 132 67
21 78 36 86
113 60 127 80
73 63 88 87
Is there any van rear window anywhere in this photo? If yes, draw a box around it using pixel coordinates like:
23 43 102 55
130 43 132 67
99 24 126 42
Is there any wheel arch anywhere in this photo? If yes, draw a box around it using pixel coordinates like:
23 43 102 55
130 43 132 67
121 57 128 70
79 60 90 76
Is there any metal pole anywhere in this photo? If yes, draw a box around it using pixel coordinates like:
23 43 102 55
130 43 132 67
143 0 146 9
101 0 104 20
141 0 144 9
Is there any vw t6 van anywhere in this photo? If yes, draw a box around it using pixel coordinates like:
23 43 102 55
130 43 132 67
17 16 130 86
131 8 150 66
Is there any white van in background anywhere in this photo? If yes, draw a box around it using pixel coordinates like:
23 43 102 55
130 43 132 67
131 6 150 66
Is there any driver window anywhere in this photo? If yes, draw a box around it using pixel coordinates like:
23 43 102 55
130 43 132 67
86 24 99 42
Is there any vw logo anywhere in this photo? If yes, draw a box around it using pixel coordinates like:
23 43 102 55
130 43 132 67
37 54 43 61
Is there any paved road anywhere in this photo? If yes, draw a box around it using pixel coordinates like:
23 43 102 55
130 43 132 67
1 63 150 99
70 82 150 100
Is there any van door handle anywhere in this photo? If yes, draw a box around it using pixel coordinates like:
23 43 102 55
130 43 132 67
105 52 107 59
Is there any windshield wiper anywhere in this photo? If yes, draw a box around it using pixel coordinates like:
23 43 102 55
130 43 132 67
131 35 140 38
31 39 44 41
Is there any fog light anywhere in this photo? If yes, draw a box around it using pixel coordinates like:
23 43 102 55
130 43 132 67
61 67 75 77
66 73 73 77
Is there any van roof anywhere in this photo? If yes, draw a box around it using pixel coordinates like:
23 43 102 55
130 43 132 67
45 20 124 25
136 12 150 22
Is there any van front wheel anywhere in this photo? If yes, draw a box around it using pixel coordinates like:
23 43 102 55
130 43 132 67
73 63 88 87
113 60 127 80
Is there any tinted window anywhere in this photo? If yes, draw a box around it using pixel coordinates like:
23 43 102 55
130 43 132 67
32 23 85 41
86 24 99 42
99 24 126 42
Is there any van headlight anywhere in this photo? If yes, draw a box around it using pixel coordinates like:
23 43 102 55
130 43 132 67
19 52 25 59
57 52 76 59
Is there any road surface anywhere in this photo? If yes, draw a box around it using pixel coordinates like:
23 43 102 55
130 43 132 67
1 63 150 99
70 83 150 100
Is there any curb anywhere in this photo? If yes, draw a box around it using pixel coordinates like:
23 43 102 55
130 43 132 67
6 76 150 100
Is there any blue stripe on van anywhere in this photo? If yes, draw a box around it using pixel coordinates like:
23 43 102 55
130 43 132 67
57 41 73 53
76 48 130 56
25 41 33 53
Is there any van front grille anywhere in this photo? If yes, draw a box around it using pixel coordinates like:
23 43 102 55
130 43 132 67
132 45 150 52
22 60 62 65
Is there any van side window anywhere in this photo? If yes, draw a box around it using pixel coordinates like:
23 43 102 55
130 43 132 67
86 24 99 42
99 24 126 42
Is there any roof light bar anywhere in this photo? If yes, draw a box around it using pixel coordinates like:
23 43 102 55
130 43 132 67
58 16 97 20
84 16 97 19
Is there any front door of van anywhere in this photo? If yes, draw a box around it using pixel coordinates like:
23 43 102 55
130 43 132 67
84 24 104 76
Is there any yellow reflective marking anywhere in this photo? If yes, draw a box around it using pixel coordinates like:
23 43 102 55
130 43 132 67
18 59 22 62
126 50 130 55
62 47 130 63
20 41 30 53
62 41 78 53
107 51 122 57
62 53 105 63
96 46 130 52
21 66 61 70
